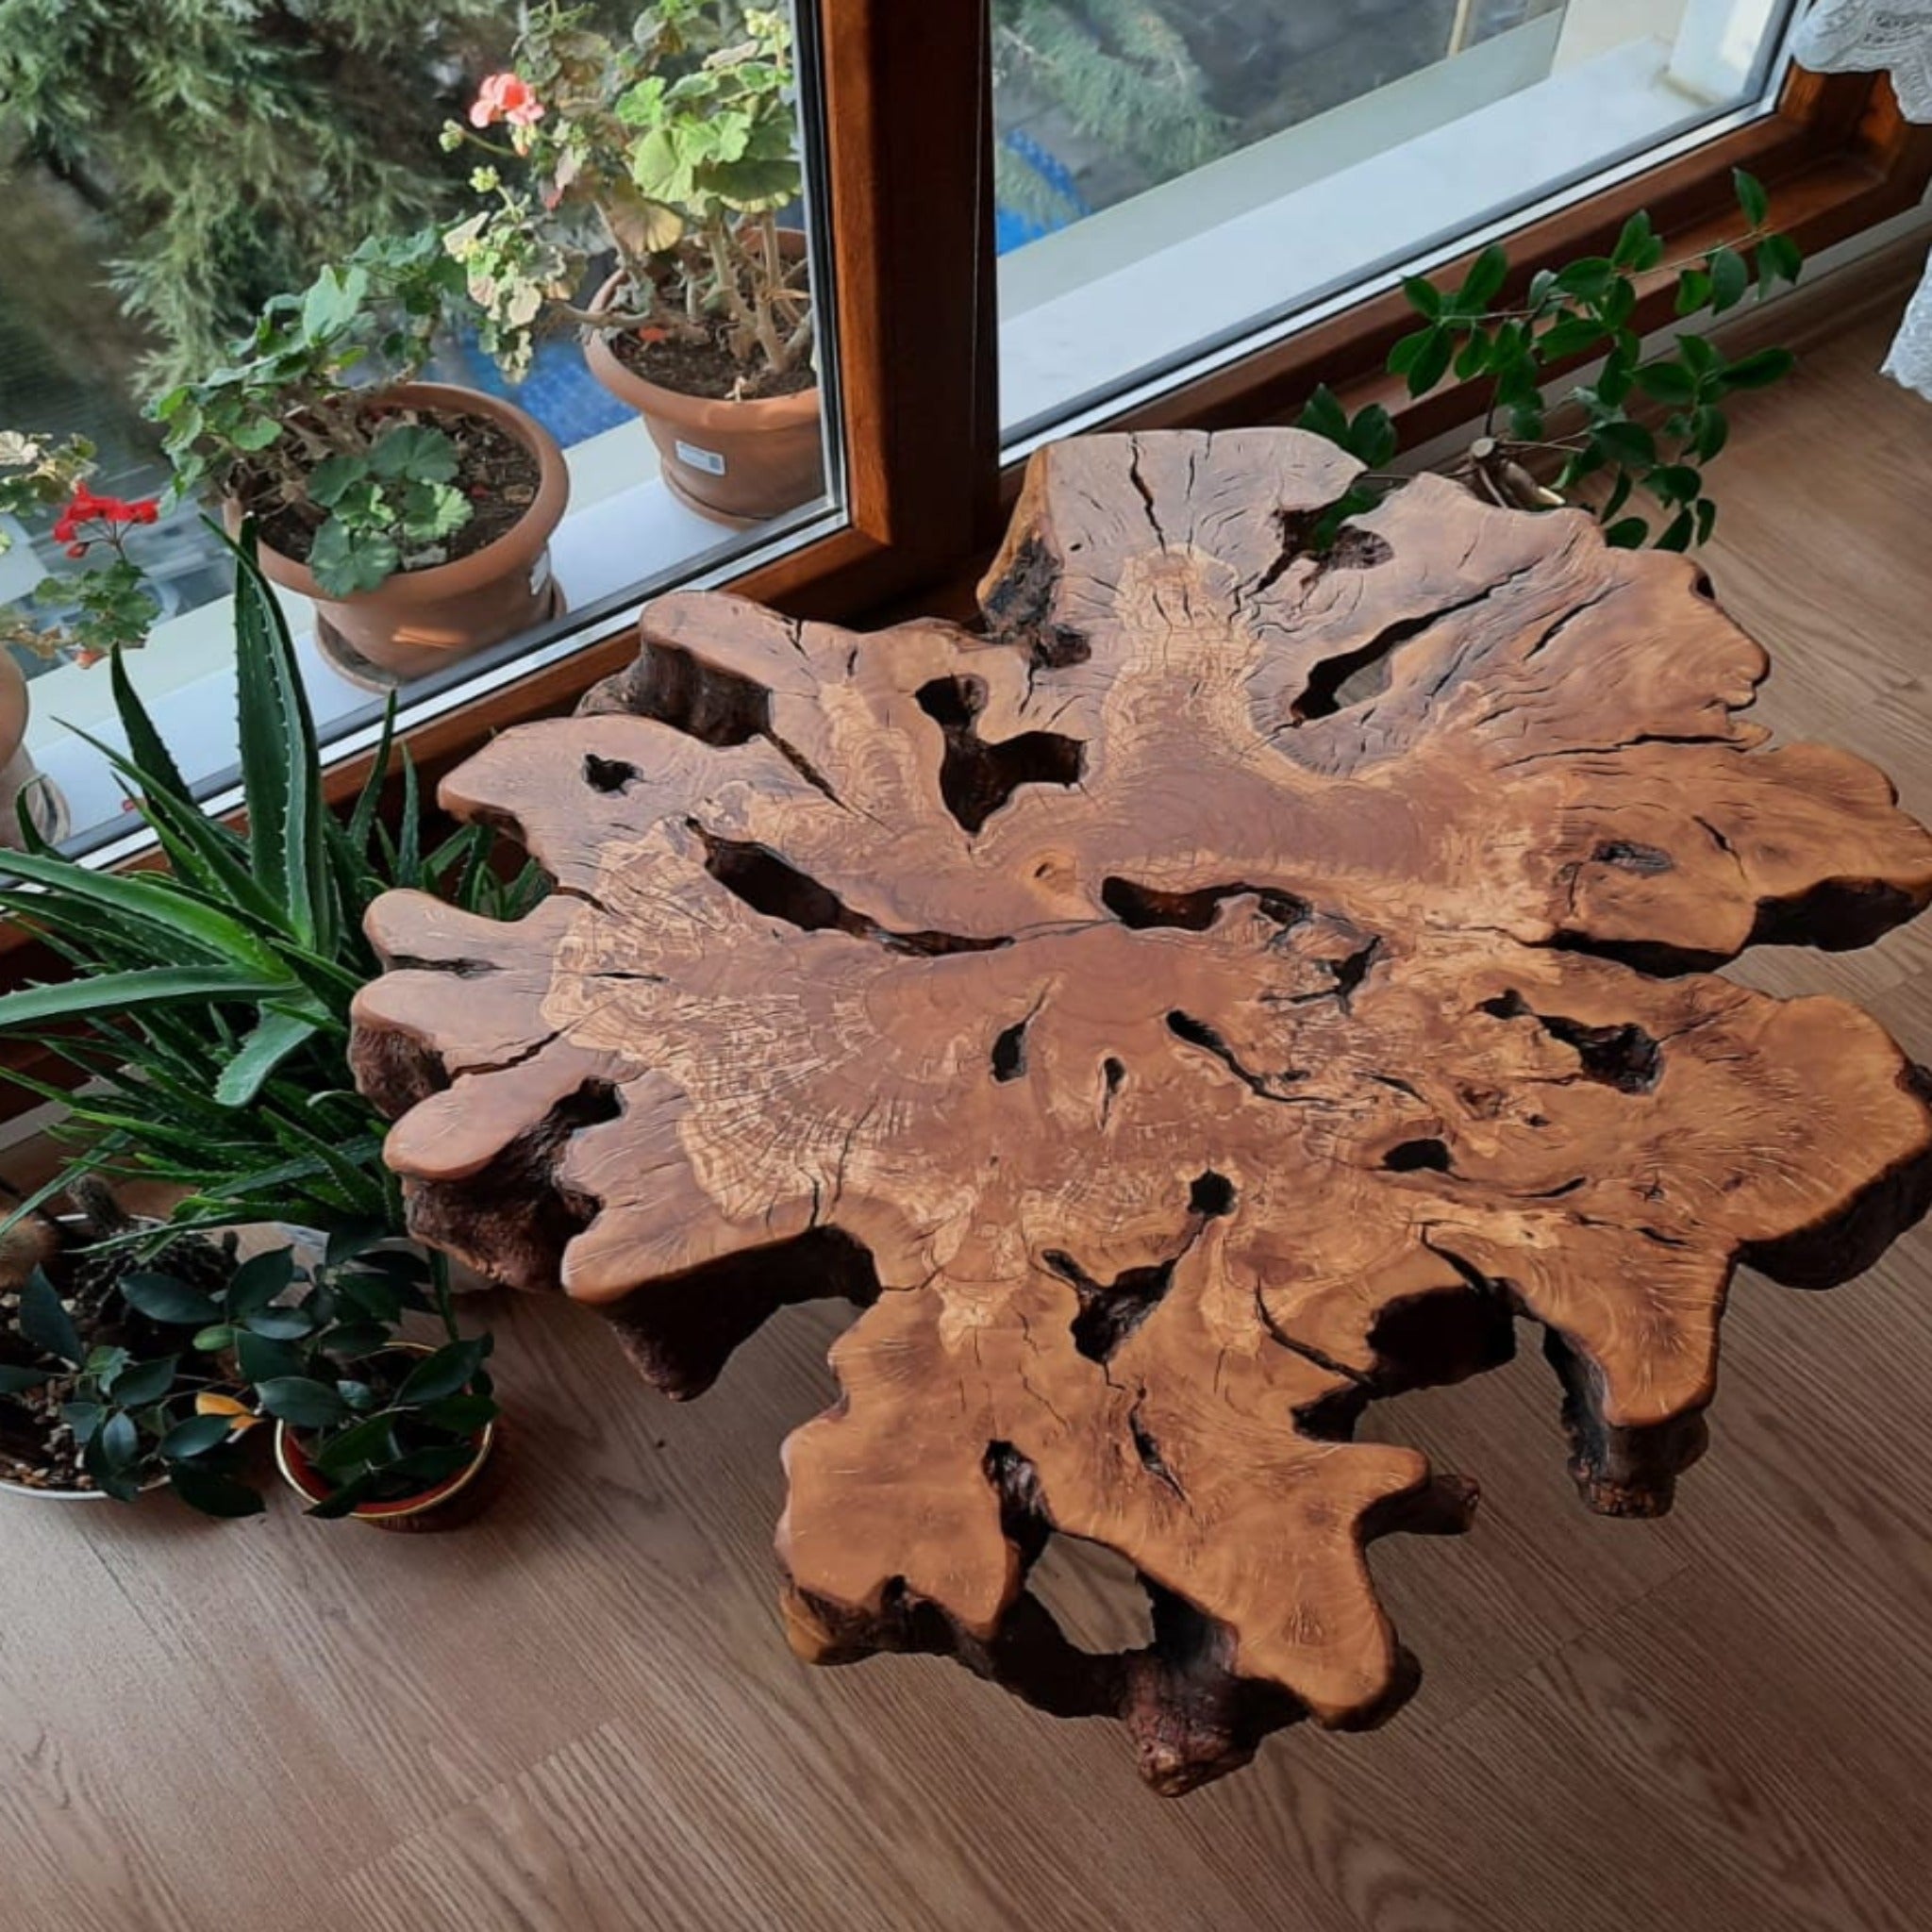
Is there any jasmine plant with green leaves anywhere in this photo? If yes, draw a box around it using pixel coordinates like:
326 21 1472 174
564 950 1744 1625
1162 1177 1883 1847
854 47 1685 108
1295 169 1804 551
0 1254 261 1511
243 1237 498 1518
0 530 543 1247
5 1238 498 1518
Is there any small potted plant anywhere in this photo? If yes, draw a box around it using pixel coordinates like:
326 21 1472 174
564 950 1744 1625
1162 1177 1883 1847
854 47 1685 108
0 1184 262 1510
256 1238 500 1529
0 431 164 843
443 1 820 524
153 233 570 683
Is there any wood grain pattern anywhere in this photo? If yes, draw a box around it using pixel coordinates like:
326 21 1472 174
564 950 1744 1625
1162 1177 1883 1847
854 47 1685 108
5 308 1932 1930
351 425 1932 1792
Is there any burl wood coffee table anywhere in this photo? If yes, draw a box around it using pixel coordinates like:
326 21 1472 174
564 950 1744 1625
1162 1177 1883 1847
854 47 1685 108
351 430 1932 1793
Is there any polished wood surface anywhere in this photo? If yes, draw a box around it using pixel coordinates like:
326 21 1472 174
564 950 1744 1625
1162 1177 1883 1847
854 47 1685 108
351 426 1932 1797
5 311 1932 1928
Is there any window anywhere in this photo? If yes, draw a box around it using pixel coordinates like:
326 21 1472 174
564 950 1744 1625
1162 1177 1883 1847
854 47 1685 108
0 0 841 859
0 0 1924 894
993 1 1802 445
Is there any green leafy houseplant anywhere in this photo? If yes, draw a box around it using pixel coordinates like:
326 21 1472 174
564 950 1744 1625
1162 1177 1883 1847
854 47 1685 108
151 234 477 597
304 424 473 596
0 1274 259 1511
2 1214 499 1519
443 1 811 392
251 1236 497 1520
0 1197 259 1508
0 531 543 1242
1295 169 1805 552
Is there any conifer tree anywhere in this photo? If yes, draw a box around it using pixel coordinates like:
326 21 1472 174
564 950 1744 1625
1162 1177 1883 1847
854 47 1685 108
992 0 1228 232
0 0 507 390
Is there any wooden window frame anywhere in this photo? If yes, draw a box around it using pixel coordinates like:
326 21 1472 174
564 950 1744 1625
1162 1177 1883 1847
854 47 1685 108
2 9 1928 1001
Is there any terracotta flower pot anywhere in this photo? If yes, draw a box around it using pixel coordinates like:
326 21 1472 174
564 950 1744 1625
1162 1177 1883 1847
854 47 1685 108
582 267 824 526
0 649 60 851
238 384 569 684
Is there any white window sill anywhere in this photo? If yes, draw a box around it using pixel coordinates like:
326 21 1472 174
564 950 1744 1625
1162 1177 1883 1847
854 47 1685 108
997 30 1760 444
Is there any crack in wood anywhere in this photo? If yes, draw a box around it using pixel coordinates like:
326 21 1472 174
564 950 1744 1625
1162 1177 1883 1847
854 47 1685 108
1101 877 1308 933
991 1019 1028 1082
1480 990 1662 1093
1291 563 1541 723
692 824 1009 957
1163 1009 1310 1101
582 753 640 792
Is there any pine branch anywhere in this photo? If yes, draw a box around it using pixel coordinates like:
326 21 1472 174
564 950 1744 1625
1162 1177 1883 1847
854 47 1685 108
995 0 1228 185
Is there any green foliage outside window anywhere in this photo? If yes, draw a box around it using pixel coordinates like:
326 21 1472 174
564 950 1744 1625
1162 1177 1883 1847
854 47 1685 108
0 0 505 390
992 0 1227 231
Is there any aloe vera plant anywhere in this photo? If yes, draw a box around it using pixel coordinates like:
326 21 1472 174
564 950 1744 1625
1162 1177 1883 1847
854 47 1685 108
0 531 543 1241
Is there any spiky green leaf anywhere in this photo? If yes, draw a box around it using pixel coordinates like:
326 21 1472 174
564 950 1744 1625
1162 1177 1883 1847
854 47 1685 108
214 1009 323 1108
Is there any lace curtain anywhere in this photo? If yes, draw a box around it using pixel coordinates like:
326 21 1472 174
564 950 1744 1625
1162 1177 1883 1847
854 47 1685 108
1792 1 1932 395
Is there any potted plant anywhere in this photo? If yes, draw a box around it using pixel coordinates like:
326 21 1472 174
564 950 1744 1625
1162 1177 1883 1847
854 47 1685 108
256 1238 500 1529
0 532 544 1250
0 1183 258 1507
0 431 165 844
153 233 570 682
0 540 516 1518
2 1199 501 1526
443 1 820 525
1291 170 1806 552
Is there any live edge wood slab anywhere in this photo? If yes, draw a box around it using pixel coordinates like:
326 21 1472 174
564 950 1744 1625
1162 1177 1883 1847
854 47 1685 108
349 430 1932 1794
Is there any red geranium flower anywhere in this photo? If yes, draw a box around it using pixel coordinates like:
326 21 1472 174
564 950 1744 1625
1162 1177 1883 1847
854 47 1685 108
470 72 543 129
51 488 162 544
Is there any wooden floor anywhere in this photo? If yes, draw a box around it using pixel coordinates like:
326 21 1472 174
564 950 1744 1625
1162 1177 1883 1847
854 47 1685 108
8 308 1932 1932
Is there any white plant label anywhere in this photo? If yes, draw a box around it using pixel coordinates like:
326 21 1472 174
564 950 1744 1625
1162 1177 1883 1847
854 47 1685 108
675 441 728 476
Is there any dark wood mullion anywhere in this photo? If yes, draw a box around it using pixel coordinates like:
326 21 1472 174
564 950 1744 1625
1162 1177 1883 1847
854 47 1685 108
816 0 1002 565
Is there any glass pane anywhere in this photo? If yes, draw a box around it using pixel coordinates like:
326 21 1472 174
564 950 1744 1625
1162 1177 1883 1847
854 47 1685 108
994 0 1797 441
0 1 840 859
